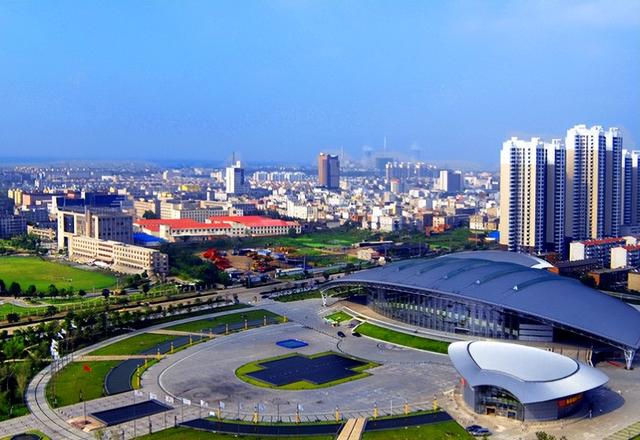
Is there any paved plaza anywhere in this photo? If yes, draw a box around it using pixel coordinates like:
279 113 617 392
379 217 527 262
1 296 640 440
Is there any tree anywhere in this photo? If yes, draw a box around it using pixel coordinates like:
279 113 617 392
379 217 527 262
45 305 57 317
47 284 58 297
142 210 158 220
6 313 19 323
0 279 5 294
141 283 150 294
102 288 111 301
78 289 87 297
8 282 21 297
26 285 37 297
535 433 567 440
288 227 298 238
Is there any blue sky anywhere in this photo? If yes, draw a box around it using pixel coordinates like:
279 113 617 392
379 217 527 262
0 0 638 166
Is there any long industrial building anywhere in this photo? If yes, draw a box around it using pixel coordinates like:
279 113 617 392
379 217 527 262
322 251 640 369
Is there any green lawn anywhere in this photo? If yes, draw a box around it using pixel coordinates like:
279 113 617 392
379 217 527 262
236 351 379 390
135 427 332 440
274 290 322 302
362 420 472 439
89 333 178 356
165 309 283 333
46 361 119 408
0 302 41 316
356 322 450 354
325 311 352 323
0 256 116 292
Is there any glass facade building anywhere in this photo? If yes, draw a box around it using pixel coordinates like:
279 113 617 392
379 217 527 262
367 286 551 342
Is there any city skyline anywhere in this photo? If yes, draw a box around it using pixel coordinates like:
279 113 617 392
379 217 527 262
0 1 638 164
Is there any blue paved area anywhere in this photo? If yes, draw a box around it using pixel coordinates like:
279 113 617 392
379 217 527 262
181 418 343 436
246 353 367 386
104 334 205 395
91 400 172 426
276 338 309 349
364 411 453 431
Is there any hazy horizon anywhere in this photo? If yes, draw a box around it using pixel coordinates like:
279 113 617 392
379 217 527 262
1 0 638 163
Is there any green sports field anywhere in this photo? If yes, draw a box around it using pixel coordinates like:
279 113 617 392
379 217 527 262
0 256 116 292
356 322 450 354
88 333 179 356
46 361 119 408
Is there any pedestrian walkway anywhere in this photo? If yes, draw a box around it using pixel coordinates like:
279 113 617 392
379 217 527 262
148 328 214 337
74 354 164 361
336 417 366 440
605 421 640 440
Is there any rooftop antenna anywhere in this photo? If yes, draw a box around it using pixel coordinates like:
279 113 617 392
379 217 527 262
383 136 387 152
340 146 345 162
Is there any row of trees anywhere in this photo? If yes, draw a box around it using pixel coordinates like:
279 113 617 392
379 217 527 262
0 293 232 419
0 280 89 299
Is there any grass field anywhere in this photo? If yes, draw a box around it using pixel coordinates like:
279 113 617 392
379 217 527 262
362 420 472 439
135 427 332 440
356 322 450 354
324 311 352 323
165 309 283 333
88 333 178 356
46 361 119 408
0 256 116 292
0 302 41 316
236 351 379 390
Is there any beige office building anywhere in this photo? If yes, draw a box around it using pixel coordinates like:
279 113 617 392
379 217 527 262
68 235 168 275
57 208 133 250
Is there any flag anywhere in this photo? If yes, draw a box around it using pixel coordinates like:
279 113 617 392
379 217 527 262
71 321 78 329
183 398 191 406
82 364 92 373
60 328 67 335
200 400 208 408
149 392 157 400
57 332 64 339
297 404 304 412
219 401 226 410
134 390 144 397
165 395 174 404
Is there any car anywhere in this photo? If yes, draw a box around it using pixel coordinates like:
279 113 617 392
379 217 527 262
351 332 361 337
465 425 483 433
337 331 346 338
472 428 492 437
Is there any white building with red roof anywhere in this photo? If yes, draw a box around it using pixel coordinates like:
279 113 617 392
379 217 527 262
135 215 300 242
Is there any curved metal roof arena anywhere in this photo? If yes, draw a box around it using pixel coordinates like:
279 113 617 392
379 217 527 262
323 251 640 350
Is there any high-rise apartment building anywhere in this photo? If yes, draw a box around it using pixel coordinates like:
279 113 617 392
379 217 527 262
604 128 622 237
499 137 564 254
438 169 464 193
564 125 606 241
622 150 640 227
225 160 247 195
318 153 340 189
500 124 624 258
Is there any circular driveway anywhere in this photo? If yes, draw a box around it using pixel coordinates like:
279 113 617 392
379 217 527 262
146 322 457 419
